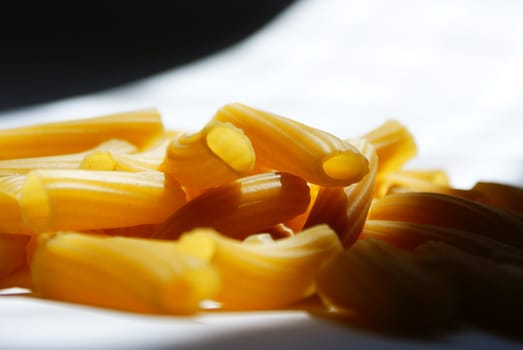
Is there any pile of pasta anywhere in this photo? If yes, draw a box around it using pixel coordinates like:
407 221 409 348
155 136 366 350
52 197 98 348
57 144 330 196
1 103 522 331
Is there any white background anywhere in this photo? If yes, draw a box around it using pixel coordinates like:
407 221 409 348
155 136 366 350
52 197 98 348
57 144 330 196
1 1 522 349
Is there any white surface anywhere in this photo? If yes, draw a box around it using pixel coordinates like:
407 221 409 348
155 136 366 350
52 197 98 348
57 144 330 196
1 293 523 350
1 0 522 349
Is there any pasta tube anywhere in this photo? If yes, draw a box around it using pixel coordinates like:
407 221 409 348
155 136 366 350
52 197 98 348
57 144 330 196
80 131 180 172
471 182 523 215
304 138 377 247
79 151 118 171
112 131 178 172
19 169 186 232
0 139 137 174
213 103 368 187
179 224 342 310
161 121 255 189
30 231 220 314
0 108 164 159
363 119 417 177
377 169 483 201
154 172 310 241
361 220 523 265
368 192 523 249
376 169 449 198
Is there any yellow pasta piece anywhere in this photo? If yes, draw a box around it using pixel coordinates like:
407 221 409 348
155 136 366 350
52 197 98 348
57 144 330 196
379 178 523 216
0 139 137 174
392 169 450 187
0 108 164 159
80 131 180 172
19 169 186 232
0 175 31 234
179 224 342 310
316 238 457 330
30 231 220 314
363 119 417 177
304 138 378 247
213 103 368 187
154 172 310 241
376 169 449 198
79 151 118 171
377 169 484 201
361 220 523 265
368 192 523 249
112 131 179 172
140 129 180 151
161 121 255 189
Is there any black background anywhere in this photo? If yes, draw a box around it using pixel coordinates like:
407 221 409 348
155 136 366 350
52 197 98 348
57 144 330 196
0 1 296 112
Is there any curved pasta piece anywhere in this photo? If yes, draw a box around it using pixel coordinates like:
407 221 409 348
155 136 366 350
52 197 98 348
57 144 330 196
30 231 220 314
81 131 182 172
79 151 118 171
19 169 186 232
0 109 164 159
179 224 342 310
160 121 255 189
304 138 378 247
0 139 137 174
316 238 457 330
368 192 523 249
471 182 523 215
376 169 483 201
362 119 417 178
213 103 368 187
376 169 449 198
112 131 179 172
154 172 310 241
361 220 523 265
384 169 450 187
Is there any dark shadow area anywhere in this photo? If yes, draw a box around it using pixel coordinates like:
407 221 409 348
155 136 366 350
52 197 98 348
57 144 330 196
295 297 462 342
301 299 523 345
0 1 296 113
186 297 523 349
